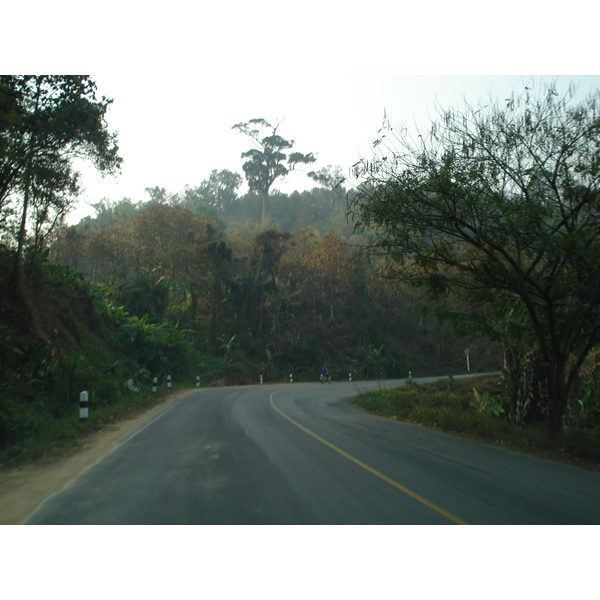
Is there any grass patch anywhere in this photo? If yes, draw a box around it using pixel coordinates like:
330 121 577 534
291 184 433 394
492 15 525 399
0 379 193 469
351 375 600 470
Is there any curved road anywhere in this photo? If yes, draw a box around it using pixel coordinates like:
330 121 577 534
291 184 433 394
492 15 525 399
26 379 600 524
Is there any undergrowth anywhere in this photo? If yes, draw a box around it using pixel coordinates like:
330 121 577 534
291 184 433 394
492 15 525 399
0 377 195 468
351 375 600 468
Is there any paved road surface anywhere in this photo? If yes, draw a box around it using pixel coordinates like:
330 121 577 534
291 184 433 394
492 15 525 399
25 378 600 524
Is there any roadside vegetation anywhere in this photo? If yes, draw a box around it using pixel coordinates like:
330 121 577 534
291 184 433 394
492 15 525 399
351 375 600 469
0 239 497 468
349 81 600 442
0 375 176 469
2 76 600 470
0 249 200 467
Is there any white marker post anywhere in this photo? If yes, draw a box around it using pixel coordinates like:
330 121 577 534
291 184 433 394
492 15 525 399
167 375 172 389
465 349 470 373
259 374 263 385
289 374 293 383
349 373 352 381
152 377 157 393
79 391 89 420
196 376 200 387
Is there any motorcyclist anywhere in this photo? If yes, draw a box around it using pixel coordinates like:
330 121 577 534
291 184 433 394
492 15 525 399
321 365 330 381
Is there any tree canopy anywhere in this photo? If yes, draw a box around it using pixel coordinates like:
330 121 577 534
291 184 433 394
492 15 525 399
232 118 316 220
0 76 121 274
349 82 600 437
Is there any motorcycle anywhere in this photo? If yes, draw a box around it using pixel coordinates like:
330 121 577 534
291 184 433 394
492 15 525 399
320 373 331 384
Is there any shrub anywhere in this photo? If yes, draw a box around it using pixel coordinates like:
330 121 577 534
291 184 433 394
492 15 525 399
351 376 600 464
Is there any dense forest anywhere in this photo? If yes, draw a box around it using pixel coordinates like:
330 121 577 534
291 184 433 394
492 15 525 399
50 176 501 382
6 76 600 458
0 176 502 455
0 79 501 456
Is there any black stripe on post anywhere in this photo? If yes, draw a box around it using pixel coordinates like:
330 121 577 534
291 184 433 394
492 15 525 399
79 390 89 420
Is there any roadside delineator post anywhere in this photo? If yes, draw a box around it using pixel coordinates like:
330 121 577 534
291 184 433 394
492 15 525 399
259 374 263 385
167 375 172 389
196 376 200 387
126 378 140 392
79 391 89 420
152 377 157 393
289 374 293 383
465 349 470 373
349 373 352 381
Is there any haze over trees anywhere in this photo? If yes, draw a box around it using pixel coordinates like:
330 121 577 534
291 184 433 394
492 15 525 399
51 178 489 376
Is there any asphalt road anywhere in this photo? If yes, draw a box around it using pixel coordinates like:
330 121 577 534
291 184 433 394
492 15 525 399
25 378 600 524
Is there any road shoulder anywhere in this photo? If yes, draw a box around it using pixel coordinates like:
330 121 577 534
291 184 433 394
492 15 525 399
0 390 190 525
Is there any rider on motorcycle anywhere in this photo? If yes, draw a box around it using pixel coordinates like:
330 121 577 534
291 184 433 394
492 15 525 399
321 365 330 381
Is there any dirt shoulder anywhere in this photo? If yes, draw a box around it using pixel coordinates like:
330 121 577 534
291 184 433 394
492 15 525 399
0 390 191 525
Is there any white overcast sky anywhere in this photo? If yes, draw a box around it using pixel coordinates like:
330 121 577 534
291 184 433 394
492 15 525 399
5 2 600 225
68 73 600 221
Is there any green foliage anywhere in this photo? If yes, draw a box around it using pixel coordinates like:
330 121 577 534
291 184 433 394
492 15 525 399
349 82 600 438
0 76 121 271
0 332 120 453
112 274 170 320
6 79 600 469
217 333 238 361
0 377 174 466
352 376 600 464
472 387 505 417
182 169 243 214
0 245 201 458
107 310 198 379
567 346 600 429
351 344 386 379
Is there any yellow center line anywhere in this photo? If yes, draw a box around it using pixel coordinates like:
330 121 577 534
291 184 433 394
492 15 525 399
269 391 468 525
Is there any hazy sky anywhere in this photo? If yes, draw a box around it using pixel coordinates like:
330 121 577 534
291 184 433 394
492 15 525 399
6 2 600 226
66 75 599 222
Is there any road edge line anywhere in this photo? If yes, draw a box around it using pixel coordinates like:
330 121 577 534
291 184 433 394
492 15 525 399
269 391 468 525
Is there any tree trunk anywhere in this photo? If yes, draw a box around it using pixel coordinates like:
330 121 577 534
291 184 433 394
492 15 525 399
546 356 569 440
10 151 34 285
261 191 270 221
502 343 522 425
11 79 41 284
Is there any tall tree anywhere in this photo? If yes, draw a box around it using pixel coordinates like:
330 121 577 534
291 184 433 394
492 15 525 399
232 118 316 220
349 82 600 438
0 76 121 277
